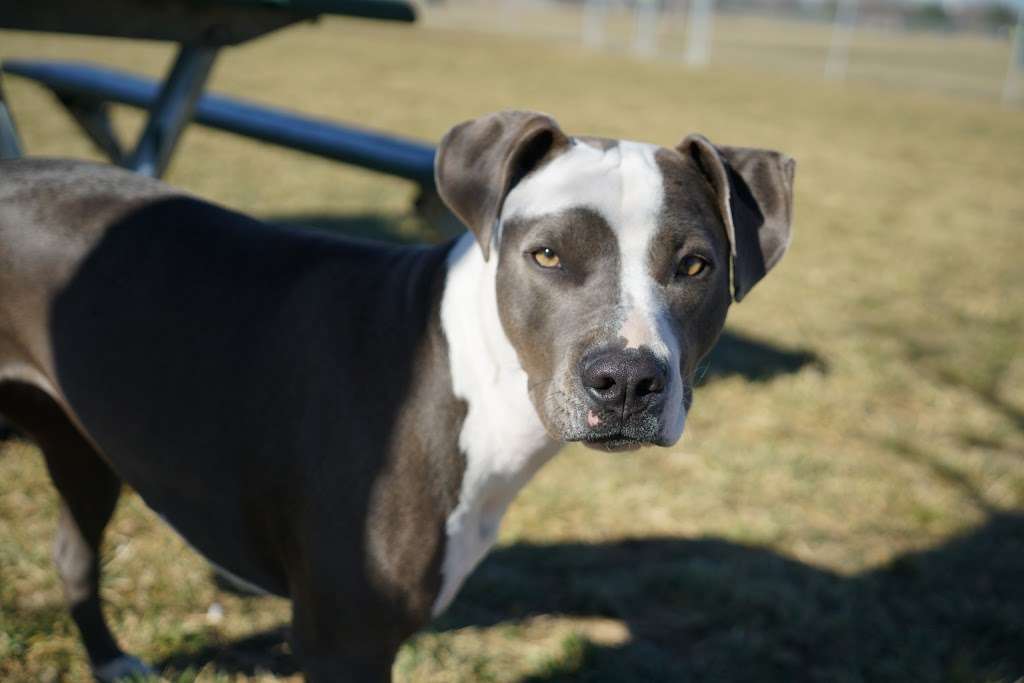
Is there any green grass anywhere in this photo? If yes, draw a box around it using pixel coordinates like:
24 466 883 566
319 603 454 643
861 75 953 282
2 12 1024 683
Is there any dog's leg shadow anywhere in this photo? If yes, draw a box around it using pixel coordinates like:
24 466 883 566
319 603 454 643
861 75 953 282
155 626 297 679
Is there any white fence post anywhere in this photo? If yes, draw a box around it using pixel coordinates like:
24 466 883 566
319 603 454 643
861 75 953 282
583 0 609 49
825 0 858 81
633 0 660 57
1002 8 1024 105
684 0 714 68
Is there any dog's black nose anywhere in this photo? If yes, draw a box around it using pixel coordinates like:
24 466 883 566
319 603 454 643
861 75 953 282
581 348 667 414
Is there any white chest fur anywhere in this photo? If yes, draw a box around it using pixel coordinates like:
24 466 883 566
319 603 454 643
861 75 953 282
433 234 559 616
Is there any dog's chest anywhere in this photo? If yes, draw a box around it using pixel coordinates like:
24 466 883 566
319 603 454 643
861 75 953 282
431 374 558 615
432 235 558 615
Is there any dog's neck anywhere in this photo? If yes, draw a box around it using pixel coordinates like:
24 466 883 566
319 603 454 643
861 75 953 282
433 233 560 615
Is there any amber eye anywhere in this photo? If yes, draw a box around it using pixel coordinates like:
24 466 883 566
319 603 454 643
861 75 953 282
532 247 561 269
678 255 709 278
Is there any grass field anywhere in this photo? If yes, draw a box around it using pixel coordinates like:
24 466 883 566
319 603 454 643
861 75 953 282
2 11 1024 683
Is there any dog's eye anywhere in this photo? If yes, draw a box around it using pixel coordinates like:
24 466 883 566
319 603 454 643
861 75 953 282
532 248 561 269
677 255 709 278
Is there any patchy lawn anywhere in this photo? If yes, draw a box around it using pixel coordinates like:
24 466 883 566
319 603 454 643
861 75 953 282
2 14 1023 683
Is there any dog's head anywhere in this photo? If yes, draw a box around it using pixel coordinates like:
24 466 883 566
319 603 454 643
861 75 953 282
436 111 795 452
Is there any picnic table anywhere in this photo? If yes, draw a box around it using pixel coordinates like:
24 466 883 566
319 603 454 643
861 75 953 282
0 0 437 196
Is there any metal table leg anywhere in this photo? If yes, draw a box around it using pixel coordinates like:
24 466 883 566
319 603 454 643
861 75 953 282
0 73 23 159
0 74 17 442
59 96 126 165
126 43 218 177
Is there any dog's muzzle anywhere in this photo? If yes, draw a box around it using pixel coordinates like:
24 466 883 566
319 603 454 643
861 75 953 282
575 347 668 451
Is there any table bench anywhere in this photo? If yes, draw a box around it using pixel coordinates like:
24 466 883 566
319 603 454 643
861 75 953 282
0 0 437 196
3 59 437 188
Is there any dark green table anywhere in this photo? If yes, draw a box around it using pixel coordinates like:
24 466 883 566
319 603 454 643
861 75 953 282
0 0 419 177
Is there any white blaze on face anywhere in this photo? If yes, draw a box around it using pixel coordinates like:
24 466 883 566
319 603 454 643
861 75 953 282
613 142 670 357
504 139 687 443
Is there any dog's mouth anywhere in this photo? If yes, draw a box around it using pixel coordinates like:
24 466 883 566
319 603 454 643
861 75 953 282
577 432 647 454
580 433 646 452
579 407 665 451
557 410 663 452
536 385 670 452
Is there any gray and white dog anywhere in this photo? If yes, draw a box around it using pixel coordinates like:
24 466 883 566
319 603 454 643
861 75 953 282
0 110 794 682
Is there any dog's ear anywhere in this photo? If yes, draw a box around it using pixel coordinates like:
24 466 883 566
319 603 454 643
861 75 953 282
678 135 795 302
435 110 569 260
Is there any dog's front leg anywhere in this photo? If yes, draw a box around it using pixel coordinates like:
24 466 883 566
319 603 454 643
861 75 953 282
299 650 396 683
291 593 403 682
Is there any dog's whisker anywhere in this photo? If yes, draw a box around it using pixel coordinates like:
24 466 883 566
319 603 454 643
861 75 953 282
694 361 712 387
528 377 554 391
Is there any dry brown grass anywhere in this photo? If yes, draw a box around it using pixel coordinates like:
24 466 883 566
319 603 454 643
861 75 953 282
1 13 1023 682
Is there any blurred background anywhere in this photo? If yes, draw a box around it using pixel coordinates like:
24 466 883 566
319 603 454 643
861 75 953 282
1 0 1023 681
435 0 1024 102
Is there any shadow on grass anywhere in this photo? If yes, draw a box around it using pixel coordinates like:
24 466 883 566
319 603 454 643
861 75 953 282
153 515 1024 682
702 330 824 384
931 365 1024 443
439 514 1024 682
156 626 298 678
0 416 14 442
872 318 1023 451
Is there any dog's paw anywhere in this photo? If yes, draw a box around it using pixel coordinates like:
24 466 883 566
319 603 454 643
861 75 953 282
92 654 156 682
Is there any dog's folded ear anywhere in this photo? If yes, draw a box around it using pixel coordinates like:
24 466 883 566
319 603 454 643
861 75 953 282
678 135 796 302
435 110 569 260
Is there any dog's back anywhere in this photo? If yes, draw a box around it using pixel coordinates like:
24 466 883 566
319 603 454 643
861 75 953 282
0 160 177 381
0 158 451 594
